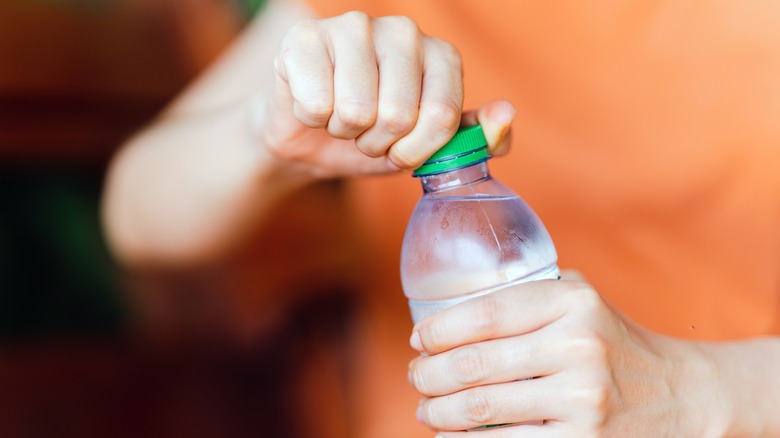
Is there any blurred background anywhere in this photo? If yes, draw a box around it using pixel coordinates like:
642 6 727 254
0 1 363 436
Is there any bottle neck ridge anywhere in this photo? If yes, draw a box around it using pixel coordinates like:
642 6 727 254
419 161 491 194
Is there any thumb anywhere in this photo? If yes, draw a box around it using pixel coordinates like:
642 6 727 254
460 99 516 156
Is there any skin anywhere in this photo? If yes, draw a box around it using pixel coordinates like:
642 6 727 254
102 0 513 267
408 273 780 437
103 1 780 435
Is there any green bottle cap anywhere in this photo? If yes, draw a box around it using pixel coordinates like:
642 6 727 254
413 125 490 176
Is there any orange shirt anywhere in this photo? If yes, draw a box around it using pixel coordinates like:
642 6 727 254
305 1 780 436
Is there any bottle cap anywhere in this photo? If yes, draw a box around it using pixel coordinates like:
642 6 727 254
413 125 490 176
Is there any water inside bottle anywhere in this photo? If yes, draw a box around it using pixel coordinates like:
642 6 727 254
402 195 559 323
407 264 559 323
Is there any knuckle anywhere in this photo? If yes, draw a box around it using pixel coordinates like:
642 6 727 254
377 103 417 136
421 400 442 429
428 37 463 66
353 138 385 158
420 320 445 351
273 54 284 77
285 19 322 45
410 365 430 395
463 389 494 425
568 333 608 367
426 98 461 135
341 10 370 22
381 15 419 30
336 10 371 31
297 99 333 122
472 294 505 336
447 44 463 69
387 147 422 169
375 16 422 58
274 47 296 80
450 346 488 386
568 282 604 313
378 15 420 37
573 384 610 424
336 102 377 131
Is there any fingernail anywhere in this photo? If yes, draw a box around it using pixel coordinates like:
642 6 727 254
483 100 515 124
409 331 423 352
497 102 517 125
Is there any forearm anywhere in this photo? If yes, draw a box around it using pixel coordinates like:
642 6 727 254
664 335 780 437
102 0 313 266
706 337 780 437
103 105 310 266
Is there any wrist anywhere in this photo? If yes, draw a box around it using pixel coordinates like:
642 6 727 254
245 94 316 190
700 339 780 437
246 92 321 186
660 336 770 438
646 334 735 437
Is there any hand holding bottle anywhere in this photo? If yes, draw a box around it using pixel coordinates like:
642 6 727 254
407 275 727 436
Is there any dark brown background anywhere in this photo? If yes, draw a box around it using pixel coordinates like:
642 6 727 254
0 1 360 436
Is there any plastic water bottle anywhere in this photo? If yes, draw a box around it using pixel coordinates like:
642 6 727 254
401 125 559 324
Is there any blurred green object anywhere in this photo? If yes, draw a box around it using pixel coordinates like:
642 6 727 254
0 170 125 341
0 0 265 342
241 0 268 17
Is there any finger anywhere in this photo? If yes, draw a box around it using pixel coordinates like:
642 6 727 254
324 12 379 139
279 137 402 176
275 19 334 128
409 329 560 397
354 16 423 157
411 280 591 355
419 377 563 431
386 36 463 169
492 129 512 157
435 421 567 438
461 99 517 156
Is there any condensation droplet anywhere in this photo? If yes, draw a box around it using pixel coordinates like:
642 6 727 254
441 218 449 229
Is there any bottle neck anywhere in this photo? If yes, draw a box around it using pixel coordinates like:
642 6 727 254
419 161 491 194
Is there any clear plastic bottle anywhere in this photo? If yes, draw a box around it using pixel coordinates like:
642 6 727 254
401 125 559 323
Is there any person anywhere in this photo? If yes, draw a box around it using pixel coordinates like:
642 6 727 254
103 0 780 435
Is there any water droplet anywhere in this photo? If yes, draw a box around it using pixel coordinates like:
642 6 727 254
440 218 449 229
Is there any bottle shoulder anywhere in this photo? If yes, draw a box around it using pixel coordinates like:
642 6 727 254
422 175 517 199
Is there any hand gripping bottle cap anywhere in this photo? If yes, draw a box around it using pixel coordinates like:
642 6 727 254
413 125 490 176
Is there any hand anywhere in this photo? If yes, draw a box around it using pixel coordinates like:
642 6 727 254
254 11 516 179
407 275 726 436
